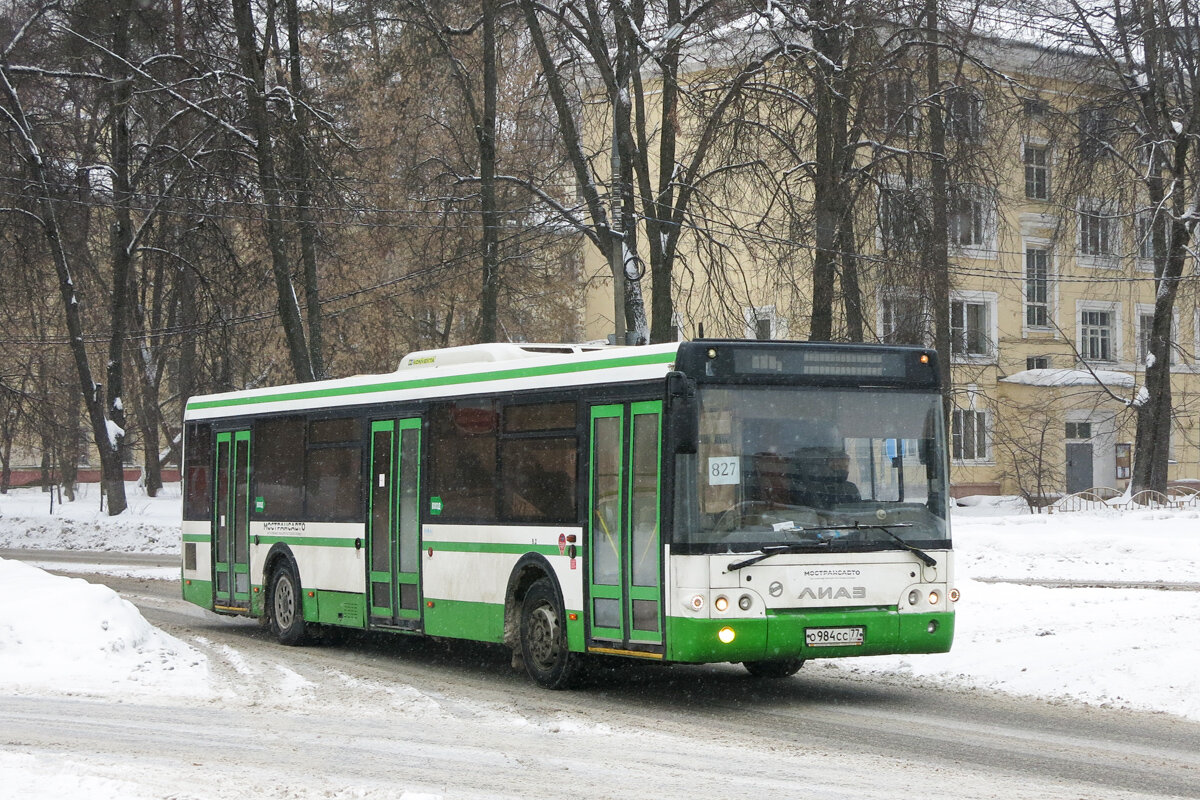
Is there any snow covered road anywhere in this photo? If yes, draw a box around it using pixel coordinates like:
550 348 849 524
5 563 1200 800
3 485 1200 797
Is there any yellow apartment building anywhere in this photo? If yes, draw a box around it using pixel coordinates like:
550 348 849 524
579 33 1199 500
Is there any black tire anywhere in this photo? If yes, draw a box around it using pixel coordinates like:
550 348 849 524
266 561 308 646
743 658 804 678
519 577 583 689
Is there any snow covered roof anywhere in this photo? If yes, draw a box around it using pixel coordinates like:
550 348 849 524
1000 368 1135 388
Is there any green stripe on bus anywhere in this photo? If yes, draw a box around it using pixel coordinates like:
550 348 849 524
183 533 211 543
427 541 562 557
182 578 212 608
664 609 955 663
186 350 676 412
423 597 506 642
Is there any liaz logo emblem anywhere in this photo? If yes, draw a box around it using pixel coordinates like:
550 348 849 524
768 581 783 597
799 586 867 600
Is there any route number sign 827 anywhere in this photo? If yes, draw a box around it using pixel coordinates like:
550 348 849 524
708 456 739 486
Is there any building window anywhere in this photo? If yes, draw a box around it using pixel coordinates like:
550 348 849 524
950 298 991 357
1027 356 1049 370
948 185 992 249
1137 209 1168 265
1138 312 1156 364
1024 144 1049 200
1080 309 1114 361
1137 308 1174 366
1078 202 1118 263
879 184 923 252
743 305 784 340
1025 247 1050 328
1065 421 1092 440
880 76 917 136
880 294 925 345
1079 106 1119 158
945 88 983 141
1023 97 1049 118
952 408 988 461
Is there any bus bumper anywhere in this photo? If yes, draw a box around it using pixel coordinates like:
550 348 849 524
664 608 955 664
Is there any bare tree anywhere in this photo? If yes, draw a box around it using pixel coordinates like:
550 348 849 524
1028 0 1200 493
0 2 128 513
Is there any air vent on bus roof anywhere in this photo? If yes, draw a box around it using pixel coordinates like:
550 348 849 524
396 343 607 370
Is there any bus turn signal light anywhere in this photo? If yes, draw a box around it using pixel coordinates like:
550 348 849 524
950 588 960 602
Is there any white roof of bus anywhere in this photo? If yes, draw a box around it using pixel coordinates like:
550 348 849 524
184 342 682 422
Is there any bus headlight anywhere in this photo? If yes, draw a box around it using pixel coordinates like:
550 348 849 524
928 591 940 605
908 590 920 606
738 594 753 611
718 626 736 644
714 596 729 613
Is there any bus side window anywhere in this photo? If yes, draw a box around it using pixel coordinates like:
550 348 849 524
429 401 499 520
183 423 212 520
254 417 305 518
304 417 362 522
501 402 577 523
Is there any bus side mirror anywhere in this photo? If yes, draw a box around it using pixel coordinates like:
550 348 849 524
666 371 698 454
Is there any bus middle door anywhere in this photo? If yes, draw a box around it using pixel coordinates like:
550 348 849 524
367 418 422 629
587 401 664 654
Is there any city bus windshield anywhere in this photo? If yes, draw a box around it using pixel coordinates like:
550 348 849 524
673 386 949 549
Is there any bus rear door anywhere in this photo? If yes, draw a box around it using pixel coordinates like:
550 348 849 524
213 429 251 612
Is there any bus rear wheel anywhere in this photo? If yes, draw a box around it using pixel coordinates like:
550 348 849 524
743 658 804 678
267 561 308 646
519 578 583 689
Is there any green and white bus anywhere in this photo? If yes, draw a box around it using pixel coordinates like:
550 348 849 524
182 339 956 688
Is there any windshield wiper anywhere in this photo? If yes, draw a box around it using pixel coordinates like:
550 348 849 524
724 522 937 571
726 542 829 572
850 522 937 568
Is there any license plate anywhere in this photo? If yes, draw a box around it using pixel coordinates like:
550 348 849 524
805 626 865 647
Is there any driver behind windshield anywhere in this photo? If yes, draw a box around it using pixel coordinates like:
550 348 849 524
794 447 860 507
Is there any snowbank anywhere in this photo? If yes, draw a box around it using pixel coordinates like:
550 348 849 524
0 552 210 698
0 482 180 553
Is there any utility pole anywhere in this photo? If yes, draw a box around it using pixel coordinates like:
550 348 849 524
611 120 625 344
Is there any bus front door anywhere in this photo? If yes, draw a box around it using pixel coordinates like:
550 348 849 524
367 418 422 629
213 429 251 612
587 401 664 653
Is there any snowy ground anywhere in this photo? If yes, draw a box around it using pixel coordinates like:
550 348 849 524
1 483 1198 724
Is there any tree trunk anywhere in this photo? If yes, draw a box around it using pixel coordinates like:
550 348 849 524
232 0 315 383
283 0 326 376
475 0 501 344
925 0 953 430
108 0 134 475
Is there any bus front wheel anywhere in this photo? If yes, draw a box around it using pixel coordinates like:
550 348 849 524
267 561 308 646
519 578 583 689
743 658 804 678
